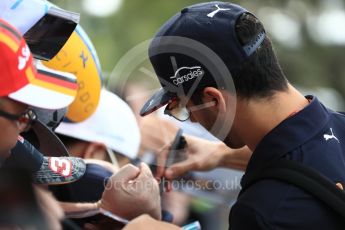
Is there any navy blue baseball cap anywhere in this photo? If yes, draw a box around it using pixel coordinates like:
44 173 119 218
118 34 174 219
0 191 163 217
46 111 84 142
3 136 86 185
49 163 112 203
140 2 266 116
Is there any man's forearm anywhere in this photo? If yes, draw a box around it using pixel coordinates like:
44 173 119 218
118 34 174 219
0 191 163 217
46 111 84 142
218 145 252 171
60 201 101 218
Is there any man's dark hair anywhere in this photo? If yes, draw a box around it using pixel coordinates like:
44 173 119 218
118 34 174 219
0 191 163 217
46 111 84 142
191 13 288 104
232 13 288 99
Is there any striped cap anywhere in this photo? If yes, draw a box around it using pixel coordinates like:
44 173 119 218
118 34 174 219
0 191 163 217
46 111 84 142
0 19 78 109
43 25 102 122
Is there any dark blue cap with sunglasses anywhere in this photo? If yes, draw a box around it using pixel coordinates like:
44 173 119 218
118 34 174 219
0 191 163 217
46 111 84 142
140 2 266 117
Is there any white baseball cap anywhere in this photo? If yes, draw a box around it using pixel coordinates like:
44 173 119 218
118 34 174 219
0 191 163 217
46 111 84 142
55 89 140 159
0 0 80 60
0 0 48 34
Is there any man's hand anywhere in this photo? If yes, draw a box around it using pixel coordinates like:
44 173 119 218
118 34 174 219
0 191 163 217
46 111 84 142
100 163 161 220
156 135 252 181
123 214 181 230
139 116 178 155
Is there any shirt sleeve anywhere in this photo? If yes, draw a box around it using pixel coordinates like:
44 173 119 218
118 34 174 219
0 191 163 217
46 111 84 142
229 203 272 230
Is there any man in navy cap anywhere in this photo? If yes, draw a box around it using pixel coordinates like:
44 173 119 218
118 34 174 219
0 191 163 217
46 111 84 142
130 1 345 229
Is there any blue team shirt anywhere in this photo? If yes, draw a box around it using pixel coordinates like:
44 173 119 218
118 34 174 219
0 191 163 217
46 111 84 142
229 96 345 229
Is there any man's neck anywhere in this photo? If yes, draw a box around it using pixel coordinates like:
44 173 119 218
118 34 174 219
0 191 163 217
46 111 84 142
234 84 309 151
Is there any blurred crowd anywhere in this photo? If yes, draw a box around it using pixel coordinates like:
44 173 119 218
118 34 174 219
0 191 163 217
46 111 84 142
0 1 244 229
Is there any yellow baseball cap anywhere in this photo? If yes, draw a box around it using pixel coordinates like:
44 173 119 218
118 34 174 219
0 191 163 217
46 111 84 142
42 25 102 122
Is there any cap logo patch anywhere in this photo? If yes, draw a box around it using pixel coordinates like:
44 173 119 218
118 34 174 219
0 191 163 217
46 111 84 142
18 44 30 70
49 157 72 177
170 66 204 86
207 4 231 18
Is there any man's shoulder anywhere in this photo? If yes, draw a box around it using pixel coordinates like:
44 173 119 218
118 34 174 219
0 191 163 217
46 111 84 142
229 200 271 230
231 178 345 229
236 179 295 215
329 110 345 130
229 179 297 230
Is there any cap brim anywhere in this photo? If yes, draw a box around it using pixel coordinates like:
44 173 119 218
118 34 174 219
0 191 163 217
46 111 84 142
8 63 78 109
30 120 69 157
140 88 176 116
0 0 79 60
24 5 79 61
32 156 86 185
49 163 113 203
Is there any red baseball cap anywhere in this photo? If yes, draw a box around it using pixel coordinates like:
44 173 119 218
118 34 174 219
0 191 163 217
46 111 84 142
0 19 78 109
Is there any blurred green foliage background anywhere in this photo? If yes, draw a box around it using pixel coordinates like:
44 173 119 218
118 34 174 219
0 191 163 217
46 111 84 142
52 0 345 106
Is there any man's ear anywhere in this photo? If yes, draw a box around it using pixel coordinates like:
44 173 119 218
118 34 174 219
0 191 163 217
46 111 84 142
83 142 108 160
203 87 227 113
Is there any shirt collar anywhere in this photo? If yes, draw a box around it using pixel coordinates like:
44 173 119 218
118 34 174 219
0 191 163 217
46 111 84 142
243 96 330 176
